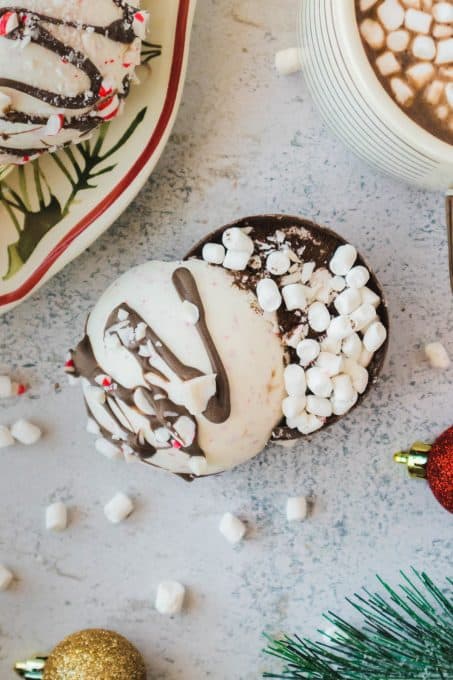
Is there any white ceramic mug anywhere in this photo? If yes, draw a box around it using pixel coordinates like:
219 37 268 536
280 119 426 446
295 0 453 287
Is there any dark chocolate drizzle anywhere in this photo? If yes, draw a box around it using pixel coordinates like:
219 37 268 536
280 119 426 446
0 1 142 157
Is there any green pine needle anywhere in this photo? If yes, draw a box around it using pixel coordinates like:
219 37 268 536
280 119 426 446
263 569 453 679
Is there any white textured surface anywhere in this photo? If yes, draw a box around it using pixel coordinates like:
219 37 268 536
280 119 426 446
0 1 452 678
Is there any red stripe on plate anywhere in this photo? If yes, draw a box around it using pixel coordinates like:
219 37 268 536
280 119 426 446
1 0 191 307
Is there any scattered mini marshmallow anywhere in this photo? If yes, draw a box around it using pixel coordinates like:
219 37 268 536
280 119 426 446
360 287 381 307
407 62 435 88
346 266 370 289
405 8 432 33
306 395 333 418
350 303 377 332
308 302 330 332
284 364 307 397
286 496 308 522
282 395 306 419
433 2 453 23
10 419 41 445
387 29 410 52
424 342 450 369
321 335 342 354
306 367 333 398
223 249 250 271
0 376 26 398
412 35 436 61
0 564 14 592
327 315 354 340
435 38 453 65
181 301 200 325
104 492 134 524
425 79 444 105
222 227 254 255
155 581 186 615
433 23 453 39
0 426 14 449
202 243 225 265
329 245 357 276
332 374 356 403
282 284 307 311
275 47 302 75
334 288 362 315
330 275 346 292
390 77 414 105
297 339 320 367
266 251 291 276
294 411 324 434
219 512 246 544
316 352 344 377
363 321 388 352
95 437 122 460
331 393 358 416
377 0 405 31
359 348 374 367
342 333 363 360
360 18 386 49
256 278 282 312
188 455 208 477
46 502 68 532
343 359 370 394
376 50 401 76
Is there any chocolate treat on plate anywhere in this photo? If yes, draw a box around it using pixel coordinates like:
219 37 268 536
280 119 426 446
0 0 148 165
68 215 389 478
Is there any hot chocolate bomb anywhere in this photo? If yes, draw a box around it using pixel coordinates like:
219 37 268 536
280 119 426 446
0 0 148 165
69 217 389 478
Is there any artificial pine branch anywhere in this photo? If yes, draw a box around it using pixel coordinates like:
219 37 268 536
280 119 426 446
263 570 453 679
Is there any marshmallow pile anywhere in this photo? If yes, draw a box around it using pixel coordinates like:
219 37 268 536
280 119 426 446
0 419 42 448
201 225 387 437
358 0 453 137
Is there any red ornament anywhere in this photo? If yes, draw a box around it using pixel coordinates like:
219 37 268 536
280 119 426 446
394 426 453 513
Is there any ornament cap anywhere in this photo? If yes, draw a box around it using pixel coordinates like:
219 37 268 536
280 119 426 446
14 657 46 678
393 441 431 479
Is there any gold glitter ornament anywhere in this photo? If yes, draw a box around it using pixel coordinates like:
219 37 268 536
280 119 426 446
15 629 146 680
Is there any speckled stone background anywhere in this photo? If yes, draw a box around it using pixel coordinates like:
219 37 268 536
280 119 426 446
1 2 452 678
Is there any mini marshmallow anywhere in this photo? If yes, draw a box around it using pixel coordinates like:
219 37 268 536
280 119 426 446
329 245 357 276
424 342 450 369
331 392 358 416
155 581 186 615
181 301 200 325
283 395 306 419
284 364 306 396
360 19 386 49
86 418 101 435
306 367 333 398
46 502 68 532
202 243 225 265
332 374 356 402
359 348 374 367
95 437 122 460
412 35 436 61
294 412 324 434
0 426 14 449
405 8 432 33
275 47 302 75
433 23 453 39
0 376 13 398
363 321 388 352
316 352 344 377
378 0 405 31
266 251 291 276
437 104 449 118
256 278 282 312
350 303 377 332
188 456 208 476
0 565 13 591
343 359 369 394
346 266 370 289
222 227 254 255
155 427 171 443
286 496 308 522
104 492 134 524
301 261 316 283
433 2 453 23
407 62 435 88
387 29 410 52
376 50 401 76
361 287 380 307
342 333 363 360
334 288 362 315
223 249 250 271
425 80 444 105
10 419 41 445
219 512 246 544
297 339 320 367
282 284 307 311
390 77 414 105
308 302 330 332
436 38 453 65
330 276 346 292
327 316 354 340
306 395 333 418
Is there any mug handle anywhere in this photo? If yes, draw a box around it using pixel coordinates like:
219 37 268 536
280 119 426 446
446 191 453 293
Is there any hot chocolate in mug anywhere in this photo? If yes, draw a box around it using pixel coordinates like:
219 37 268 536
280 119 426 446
286 0 453 288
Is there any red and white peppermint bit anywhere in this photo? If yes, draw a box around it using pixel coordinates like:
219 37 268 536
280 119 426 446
16 383 27 395
99 79 113 98
171 439 183 450
0 11 19 37
64 354 75 373
96 94 120 121
132 10 149 39
45 113 64 136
